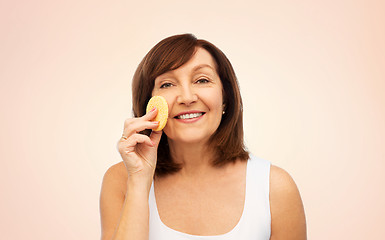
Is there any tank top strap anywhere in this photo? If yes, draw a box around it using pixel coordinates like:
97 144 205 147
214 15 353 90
241 155 271 239
149 181 168 236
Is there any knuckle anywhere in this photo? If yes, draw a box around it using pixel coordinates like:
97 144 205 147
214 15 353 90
124 118 135 127
117 143 125 152
131 133 141 141
136 133 148 140
138 114 147 120
132 133 147 143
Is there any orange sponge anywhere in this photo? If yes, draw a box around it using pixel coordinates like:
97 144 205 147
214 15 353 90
146 96 168 131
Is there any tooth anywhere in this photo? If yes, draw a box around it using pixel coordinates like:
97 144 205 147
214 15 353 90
177 113 203 119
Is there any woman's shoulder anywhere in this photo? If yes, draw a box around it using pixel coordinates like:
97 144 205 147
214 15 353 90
101 161 128 195
104 161 127 177
269 164 307 239
269 165 296 190
269 164 303 209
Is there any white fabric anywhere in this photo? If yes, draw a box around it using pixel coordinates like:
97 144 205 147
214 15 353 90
149 155 271 240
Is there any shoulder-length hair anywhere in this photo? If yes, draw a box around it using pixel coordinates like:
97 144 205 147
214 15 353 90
132 33 249 177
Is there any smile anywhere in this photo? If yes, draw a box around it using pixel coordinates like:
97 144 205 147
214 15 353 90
176 112 204 119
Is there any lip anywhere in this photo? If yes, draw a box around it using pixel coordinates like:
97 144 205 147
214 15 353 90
173 110 206 123
173 110 205 118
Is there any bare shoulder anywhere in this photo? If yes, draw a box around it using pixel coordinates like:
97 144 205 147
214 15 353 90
102 162 128 187
100 162 128 240
269 165 307 240
105 161 127 177
270 165 298 194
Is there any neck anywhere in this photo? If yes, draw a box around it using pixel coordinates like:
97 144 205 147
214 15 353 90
167 139 216 177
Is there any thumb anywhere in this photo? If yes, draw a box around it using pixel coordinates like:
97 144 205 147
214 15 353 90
149 130 163 148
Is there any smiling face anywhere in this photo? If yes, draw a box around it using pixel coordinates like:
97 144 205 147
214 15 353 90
132 34 249 176
152 47 224 145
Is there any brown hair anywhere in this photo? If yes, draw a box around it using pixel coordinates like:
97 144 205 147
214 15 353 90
132 33 249 177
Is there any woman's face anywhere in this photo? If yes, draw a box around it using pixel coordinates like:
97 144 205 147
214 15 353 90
152 47 224 144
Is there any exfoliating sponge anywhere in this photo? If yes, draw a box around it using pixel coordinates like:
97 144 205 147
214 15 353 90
146 96 168 131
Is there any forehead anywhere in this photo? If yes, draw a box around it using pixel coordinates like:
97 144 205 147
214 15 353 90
185 47 217 70
159 47 217 77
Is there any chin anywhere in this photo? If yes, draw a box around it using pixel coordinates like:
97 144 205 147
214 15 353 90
165 131 213 145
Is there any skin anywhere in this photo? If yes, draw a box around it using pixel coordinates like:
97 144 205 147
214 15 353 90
151 48 225 173
99 47 307 240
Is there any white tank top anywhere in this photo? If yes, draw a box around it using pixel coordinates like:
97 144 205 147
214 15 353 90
148 155 271 240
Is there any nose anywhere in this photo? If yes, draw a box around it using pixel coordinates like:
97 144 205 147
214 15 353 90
176 84 198 106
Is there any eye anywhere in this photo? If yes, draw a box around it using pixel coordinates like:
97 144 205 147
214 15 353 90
160 82 173 88
196 78 209 84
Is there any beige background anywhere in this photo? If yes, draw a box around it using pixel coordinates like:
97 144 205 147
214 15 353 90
1 0 384 239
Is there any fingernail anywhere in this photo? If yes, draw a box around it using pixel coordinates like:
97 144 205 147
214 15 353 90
151 140 156 146
153 121 159 124
150 107 156 112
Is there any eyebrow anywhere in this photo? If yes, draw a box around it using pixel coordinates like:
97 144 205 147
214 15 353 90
192 64 215 72
157 64 215 81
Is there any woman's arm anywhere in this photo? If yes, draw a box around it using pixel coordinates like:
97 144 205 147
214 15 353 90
100 108 163 240
100 162 152 240
269 165 307 240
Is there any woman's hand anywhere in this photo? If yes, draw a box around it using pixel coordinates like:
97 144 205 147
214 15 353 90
117 107 163 182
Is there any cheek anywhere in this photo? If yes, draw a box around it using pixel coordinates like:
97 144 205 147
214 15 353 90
162 95 174 114
202 90 223 111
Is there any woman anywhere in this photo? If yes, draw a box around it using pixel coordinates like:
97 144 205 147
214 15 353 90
100 34 307 240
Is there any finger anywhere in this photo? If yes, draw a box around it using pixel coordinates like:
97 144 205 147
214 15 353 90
122 116 159 138
140 106 159 121
119 133 154 151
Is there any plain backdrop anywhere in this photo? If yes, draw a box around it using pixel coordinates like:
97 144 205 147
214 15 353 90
1 0 384 239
